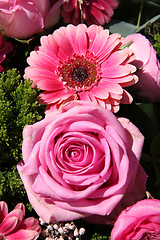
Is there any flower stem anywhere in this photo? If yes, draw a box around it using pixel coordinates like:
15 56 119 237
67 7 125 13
136 0 145 28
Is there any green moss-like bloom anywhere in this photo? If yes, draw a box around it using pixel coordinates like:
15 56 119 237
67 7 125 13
0 68 45 169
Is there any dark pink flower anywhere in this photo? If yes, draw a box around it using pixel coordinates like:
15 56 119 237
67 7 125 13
17 101 147 224
123 33 160 103
0 34 13 72
111 199 160 240
61 0 119 25
0 201 41 240
24 24 138 113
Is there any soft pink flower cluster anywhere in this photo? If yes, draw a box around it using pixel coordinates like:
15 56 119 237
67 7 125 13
0 0 159 239
0 201 40 239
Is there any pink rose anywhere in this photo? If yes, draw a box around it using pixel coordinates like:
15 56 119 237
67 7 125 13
111 199 160 240
124 33 160 103
0 33 13 72
17 101 147 223
0 0 61 39
0 201 41 239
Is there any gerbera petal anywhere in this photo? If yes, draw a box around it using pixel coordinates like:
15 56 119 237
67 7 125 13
27 51 57 71
99 81 123 94
40 35 59 60
104 48 132 67
90 29 109 56
121 89 133 104
97 33 121 62
39 90 74 104
53 27 74 57
89 5 105 25
78 91 91 101
76 24 88 55
25 68 62 90
66 24 79 53
91 85 109 99
120 75 139 87
36 79 64 91
87 25 103 49
102 64 136 78
92 1 105 10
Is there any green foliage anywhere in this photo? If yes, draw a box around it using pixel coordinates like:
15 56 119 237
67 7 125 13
0 68 45 169
153 34 160 60
90 233 109 240
0 166 29 209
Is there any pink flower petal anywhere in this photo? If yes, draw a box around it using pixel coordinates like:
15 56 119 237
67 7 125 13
76 24 88 55
91 85 109 99
0 216 18 235
6 229 40 240
0 202 8 223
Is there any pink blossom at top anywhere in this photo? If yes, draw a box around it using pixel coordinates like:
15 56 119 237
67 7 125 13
17 101 147 224
111 199 160 240
0 201 41 240
0 34 13 72
24 24 138 113
123 33 160 103
0 0 61 39
61 0 119 25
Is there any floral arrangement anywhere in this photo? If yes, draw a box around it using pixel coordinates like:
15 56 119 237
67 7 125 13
0 0 160 239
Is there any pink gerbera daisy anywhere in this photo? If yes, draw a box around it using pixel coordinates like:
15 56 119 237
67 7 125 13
24 24 138 113
61 0 119 25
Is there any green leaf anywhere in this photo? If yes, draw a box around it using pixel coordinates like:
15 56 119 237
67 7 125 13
104 20 137 37
150 132 160 158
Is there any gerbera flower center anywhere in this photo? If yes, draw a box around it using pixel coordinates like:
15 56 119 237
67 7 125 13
71 65 89 83
57 51 101 91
